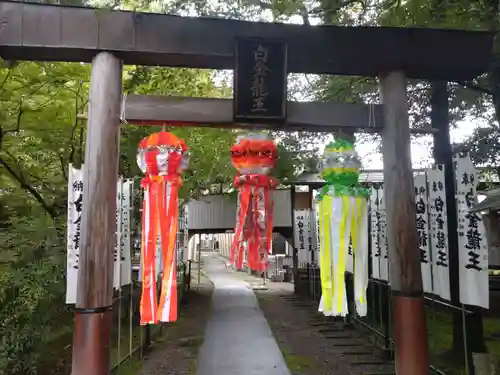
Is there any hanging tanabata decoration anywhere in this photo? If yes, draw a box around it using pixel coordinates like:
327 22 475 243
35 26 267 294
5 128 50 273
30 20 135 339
317 139 370 317
137 132 189 324
230 133 278 272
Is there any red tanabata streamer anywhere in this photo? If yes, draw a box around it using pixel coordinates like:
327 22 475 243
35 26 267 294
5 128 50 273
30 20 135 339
137 132 188 325
230 134 278 272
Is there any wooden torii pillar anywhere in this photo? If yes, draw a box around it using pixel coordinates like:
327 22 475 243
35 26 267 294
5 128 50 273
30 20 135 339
0 50 125 375
0 4 493 375
379 71 428 372
72 52 123 375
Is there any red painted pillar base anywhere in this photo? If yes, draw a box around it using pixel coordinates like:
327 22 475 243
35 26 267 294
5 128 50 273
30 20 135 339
71 309 112 375
393 294 430 375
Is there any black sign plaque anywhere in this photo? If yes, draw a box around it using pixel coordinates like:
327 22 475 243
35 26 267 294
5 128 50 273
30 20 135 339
233 38 288 123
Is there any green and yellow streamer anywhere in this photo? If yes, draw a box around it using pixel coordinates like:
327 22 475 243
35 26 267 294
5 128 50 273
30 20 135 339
317 138 370 317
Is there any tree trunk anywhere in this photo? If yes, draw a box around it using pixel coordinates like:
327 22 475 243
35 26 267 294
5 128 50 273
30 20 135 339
488 56 500 126
486 0 500 123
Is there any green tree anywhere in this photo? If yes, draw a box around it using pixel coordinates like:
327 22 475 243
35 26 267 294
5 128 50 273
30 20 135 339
0 60 232 373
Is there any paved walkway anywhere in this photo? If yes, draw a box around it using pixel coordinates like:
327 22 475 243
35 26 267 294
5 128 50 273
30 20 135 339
195 253 291 375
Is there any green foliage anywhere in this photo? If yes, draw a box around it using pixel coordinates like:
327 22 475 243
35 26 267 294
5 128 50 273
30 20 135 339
272 130 328 180
378 0 491 30
454 122 500 179
120 66 238 197
0 213 70 375
377 0 500 170
325 138 354 151
0 61 91 218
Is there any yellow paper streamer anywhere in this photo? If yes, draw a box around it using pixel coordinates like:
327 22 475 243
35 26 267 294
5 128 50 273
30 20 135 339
319 197 333 314
334 196 348 314
318 195 369 317
359 199 366 304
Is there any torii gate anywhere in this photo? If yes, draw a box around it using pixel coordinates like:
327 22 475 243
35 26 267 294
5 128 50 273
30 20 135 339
0 2 493 375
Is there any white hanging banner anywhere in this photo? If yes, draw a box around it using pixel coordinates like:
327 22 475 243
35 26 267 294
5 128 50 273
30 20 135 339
67 166 124 301
294 209 311 268
120 180 133 286
177 200 185 264
456 154 489 309
378 187 389 282
66 164 84 304
184 204 189 262
306 211 314 266
414 174 433 294
369 187 380 280
113 178 123 289
428 165 451 301
312 192 321 268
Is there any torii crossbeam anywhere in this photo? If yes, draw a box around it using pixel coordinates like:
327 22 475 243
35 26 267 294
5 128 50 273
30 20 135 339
0 1 492 79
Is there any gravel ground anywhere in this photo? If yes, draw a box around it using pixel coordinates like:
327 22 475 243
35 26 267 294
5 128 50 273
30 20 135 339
136 270 213 375
252 281 396 375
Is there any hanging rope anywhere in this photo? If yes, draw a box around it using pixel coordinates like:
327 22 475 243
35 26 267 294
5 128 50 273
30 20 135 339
120 94 128 124
368 103 376 129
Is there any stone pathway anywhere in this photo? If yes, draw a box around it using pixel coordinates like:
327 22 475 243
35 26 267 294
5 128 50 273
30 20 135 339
195 253 291 375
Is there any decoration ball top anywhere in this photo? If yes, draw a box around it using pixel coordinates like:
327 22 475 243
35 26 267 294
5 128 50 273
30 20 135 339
136 131 189 177
231 133 277 175
321 138 362 179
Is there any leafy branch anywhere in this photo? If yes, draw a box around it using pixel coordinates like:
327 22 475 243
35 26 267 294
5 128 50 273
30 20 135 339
0 155 57 219
455 80 493 96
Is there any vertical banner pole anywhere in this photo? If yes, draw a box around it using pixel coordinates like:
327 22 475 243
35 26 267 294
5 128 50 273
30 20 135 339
431 80 468 366
432 81 487 373
379 70 429 375
71 52 122 375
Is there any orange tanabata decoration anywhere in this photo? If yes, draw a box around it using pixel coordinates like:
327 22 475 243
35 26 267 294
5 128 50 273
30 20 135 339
137 132 188 325
230 133 279 272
